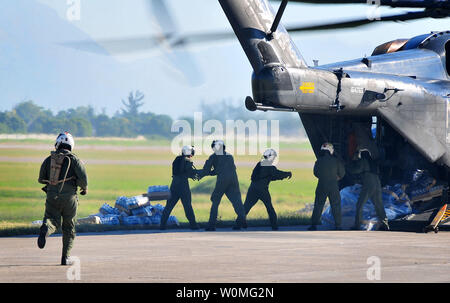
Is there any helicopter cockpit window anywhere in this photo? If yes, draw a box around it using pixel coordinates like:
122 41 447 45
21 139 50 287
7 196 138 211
446 40 450 76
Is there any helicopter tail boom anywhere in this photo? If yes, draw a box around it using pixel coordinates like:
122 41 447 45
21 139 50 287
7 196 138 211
218 0 307 73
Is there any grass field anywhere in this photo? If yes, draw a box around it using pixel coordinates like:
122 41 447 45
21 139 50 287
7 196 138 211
0 137 317 236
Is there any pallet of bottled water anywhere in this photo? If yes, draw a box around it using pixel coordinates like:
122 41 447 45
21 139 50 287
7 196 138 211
145 185 171 201
77 199 178 227
115 195 150 214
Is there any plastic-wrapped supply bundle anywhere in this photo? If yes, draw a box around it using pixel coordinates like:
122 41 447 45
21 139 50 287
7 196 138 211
127 195 150 209
122 216 141 226
115 196 131 215
139 216 152 225
381 186 412 220
148 214 178 226
321 184 412 230
148 185 170 193
410 185 444 202
98 215 120 225
403 169 444 202
114 195 150 214
151 214 162 225
383 184 409 203
131 205 155 217
167 215 180 226
147 185 171 201
87 194 179 227
321 185 361 229
152 204 165 216
99 203 120 216
77 216 100 225
122 215 153 225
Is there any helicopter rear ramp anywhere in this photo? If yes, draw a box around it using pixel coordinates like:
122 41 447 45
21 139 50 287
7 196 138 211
390 203 450 233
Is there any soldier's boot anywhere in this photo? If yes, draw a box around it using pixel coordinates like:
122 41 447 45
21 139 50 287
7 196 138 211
205 227 216 231
61 256 76 266
37 224 48 249
350 224 360 230
190 222 199 230
271 226 279 231
307 225 317 231
378 220 390 231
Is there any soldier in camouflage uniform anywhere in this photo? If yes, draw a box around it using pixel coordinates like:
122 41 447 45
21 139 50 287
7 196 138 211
37 132 88 265
308 143 345 231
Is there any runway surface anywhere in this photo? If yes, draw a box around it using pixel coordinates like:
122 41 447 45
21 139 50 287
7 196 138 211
1 225 449 283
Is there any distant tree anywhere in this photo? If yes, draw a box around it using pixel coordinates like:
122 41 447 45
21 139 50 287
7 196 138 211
14 100 44 127
0 123 9 133
68 117 93 137
121 90 145 117
0 111 27 133
112 117 134 137
2 95 178 139
92 114 112 137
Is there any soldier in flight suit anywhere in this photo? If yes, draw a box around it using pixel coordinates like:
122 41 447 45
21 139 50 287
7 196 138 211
243 149 292 230
348 149 389 231
308 143 345 231
37 132 88 265
160 145 200 230
198 140 246 231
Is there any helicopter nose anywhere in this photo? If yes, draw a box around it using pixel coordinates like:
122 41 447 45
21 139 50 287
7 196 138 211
251 64 293 107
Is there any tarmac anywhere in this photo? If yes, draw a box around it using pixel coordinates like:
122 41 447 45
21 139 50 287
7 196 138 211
1 225 449 283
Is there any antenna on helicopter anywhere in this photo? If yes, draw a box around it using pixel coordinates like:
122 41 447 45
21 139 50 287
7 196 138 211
267 0 289 40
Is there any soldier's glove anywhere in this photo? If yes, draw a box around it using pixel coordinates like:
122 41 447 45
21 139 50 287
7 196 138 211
80 189 88 196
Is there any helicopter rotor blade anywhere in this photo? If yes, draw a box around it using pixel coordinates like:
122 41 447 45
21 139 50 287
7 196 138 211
146 0 179 35
60 35 168 55
277 0 449 9
284 10 435 32
61 30 236 55
62 0 448 54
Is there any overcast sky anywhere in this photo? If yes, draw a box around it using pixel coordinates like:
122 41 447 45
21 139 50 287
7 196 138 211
1 0 448 118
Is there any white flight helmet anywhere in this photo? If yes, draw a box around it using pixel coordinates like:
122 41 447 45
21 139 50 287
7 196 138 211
55 132 75 151
211 140 225 154
358 148 371 159
263 148 277 162
182 145 195 157
321 142 334 155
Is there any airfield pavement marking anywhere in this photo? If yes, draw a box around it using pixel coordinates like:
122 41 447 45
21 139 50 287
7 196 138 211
1 226 449 283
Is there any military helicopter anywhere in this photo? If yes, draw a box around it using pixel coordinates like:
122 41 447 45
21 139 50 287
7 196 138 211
218 0 449 230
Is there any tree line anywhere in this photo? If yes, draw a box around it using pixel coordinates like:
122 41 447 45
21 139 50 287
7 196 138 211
0 92 304 138
0 91 172 138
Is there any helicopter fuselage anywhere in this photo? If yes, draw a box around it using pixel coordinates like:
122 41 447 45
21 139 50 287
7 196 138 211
220 0 450 184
